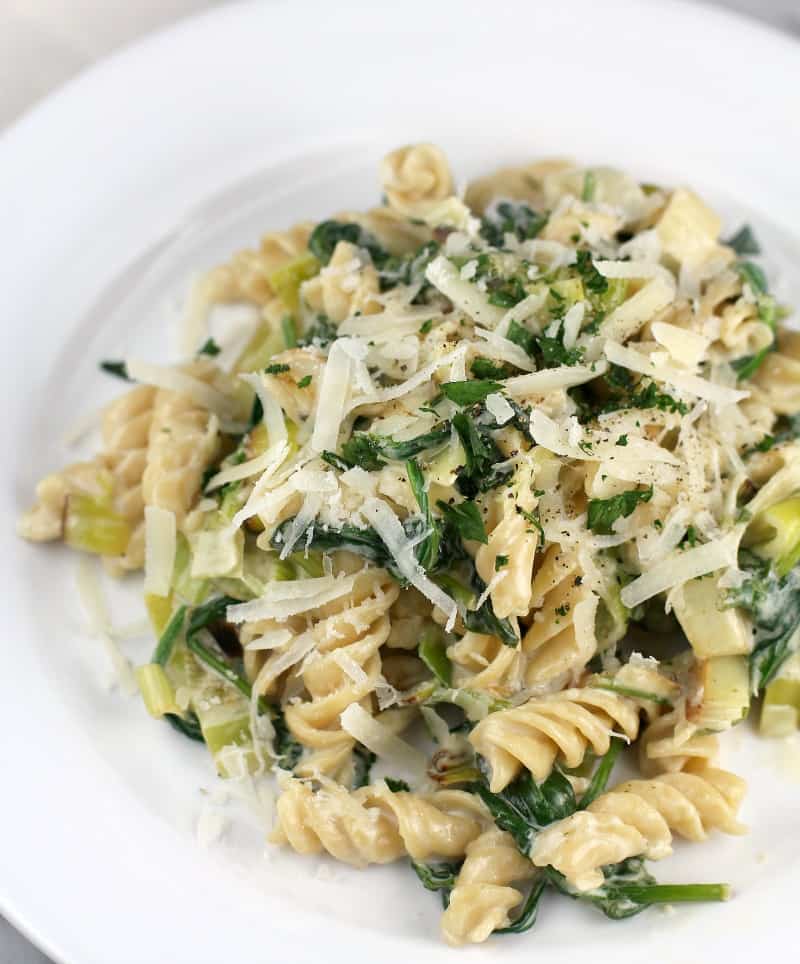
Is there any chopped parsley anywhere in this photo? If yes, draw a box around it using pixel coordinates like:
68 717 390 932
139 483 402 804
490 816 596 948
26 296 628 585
441 379 503 406
725 224 761 256
747 413 800 455
296 374 312 388
495 554 509 571
616 435 628 447
574 249 608 295
99 359 131 381
419 318 433 335
198 337 221 357
470 357 515 380
587 486 654 535
297 315 338 349
581 170 596 203
264 363 291 375
308 220 388 267
480 201 547 247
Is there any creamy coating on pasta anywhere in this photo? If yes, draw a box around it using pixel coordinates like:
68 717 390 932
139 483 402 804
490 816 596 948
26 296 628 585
20 143 800 945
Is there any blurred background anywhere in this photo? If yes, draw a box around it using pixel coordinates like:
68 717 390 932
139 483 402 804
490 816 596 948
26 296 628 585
1 0 800 129
1 0 798 961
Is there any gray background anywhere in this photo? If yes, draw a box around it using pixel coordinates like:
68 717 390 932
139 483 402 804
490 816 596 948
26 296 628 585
2 0 798 960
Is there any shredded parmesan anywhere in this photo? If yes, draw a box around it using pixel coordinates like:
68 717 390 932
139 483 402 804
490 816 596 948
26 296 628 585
360 498 458 630
240 372 288 448
340 704 427 774
505 363 606 399
226 574 357 623
143 505 176 597
245 628 293 651
604 341 749 408
332 650 370 687
126 359 243 429
425 255 506 328
620 530 741 609
651 321 711 369
486 393 514 425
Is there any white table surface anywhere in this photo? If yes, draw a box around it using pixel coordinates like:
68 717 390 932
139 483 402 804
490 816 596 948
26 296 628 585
2 0 798 960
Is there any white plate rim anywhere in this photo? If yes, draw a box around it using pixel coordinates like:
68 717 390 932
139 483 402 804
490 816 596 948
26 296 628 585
3 2 800 962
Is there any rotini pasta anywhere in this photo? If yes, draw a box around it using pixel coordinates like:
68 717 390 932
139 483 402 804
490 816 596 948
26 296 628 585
440 828 535 946
381 143 454 216
20 143 797 946
531 768 747 891
272 778 488 867
470 666 677 791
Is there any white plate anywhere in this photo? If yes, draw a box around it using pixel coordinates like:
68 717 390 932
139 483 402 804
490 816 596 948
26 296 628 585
3 1 800 961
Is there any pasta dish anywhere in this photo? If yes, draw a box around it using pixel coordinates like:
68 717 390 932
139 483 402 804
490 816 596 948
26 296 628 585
18 144 800 944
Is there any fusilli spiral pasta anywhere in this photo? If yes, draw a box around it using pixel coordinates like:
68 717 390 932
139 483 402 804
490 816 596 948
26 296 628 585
101 384 158 572
531 768 747 891
272 778 488 867
521 544 597 688
440 828 535 946
142 361 221 522
470 667 677 791
259 568 399 781
380 143 454 216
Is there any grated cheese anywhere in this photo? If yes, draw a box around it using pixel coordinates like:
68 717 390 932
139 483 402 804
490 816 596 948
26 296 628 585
143 505 176 597
600 275 676 343
651 321 710 368
277 492 323 560
340 704 427 775
126 359 243 430
486 393 514 425
252 631 318 695
244 628 294 651
360 498 458 630
310 339 357 453
240 372 288 449
332 650 370 687
474 327 536 371
226 574 357 623
425 256 506 328
505 363 606 399
604 341 749 408
620 529 741 609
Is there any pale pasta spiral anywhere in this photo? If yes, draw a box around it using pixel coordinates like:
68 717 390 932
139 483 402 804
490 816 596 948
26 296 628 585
470 667 676 792
142 364 221 522
463 158 571 214
700 269 773 358
753 328 800 415
272 778 488 868
381 143 454 216
531 768 747 891
194 221 315 310
637 709 720 778
17 459 110 543
265 568 398 781
101 384 158 572
475 463 539 620
521 544 597 688
447 631 521 697
440 828 535 946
